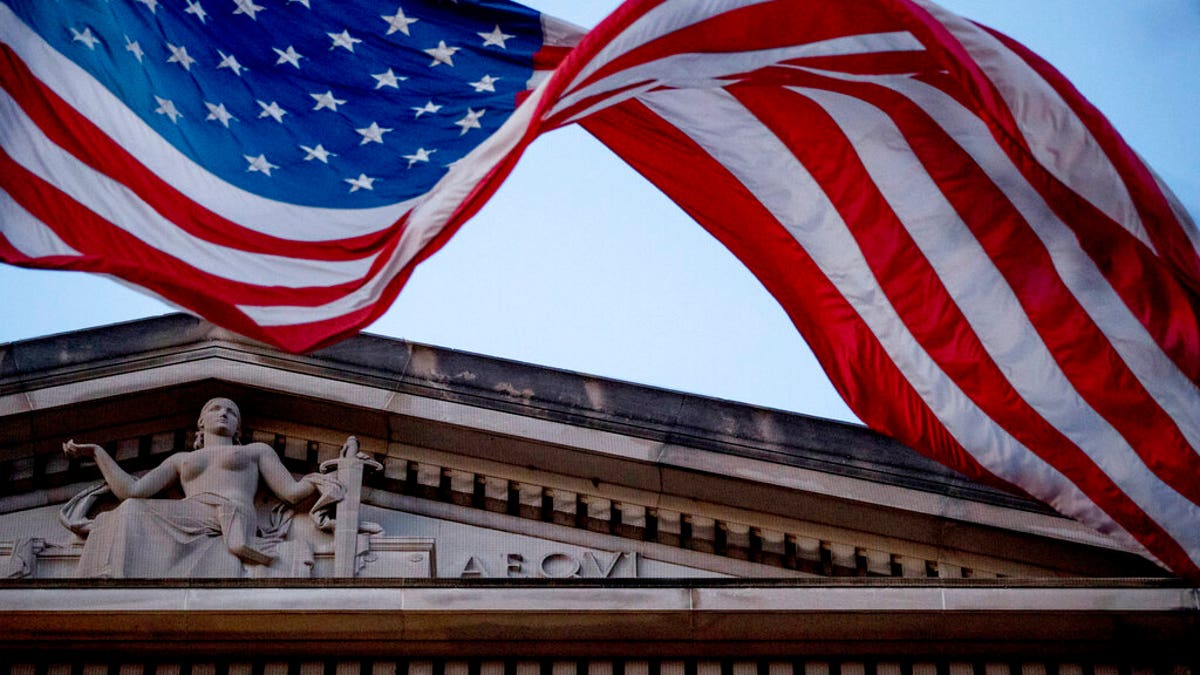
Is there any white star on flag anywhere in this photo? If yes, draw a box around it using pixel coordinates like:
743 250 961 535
311 91 346 112
124 36 144 62
244 154 278 176
216 51 244 76
412 100 442 118
356 122 393 144
166 43 196 70
153 96 182 123
345 174 376 192
381 7 418 36
454 108 485 135
184 0 208 23
478 25 513 48
233 0 264 20
301 144 335 163
328 30 362 52
372 68 407 89
403 148 435 168
423 41 458 67
288 0 311 7
70 27 99 50
204 102 236 127
468 75 499 93
273 46 304 68
256 100 287 123
136 0 159 13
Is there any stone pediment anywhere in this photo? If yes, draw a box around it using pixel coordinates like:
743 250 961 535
0 314 1164 580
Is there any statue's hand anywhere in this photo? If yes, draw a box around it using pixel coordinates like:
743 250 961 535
63 439 101 460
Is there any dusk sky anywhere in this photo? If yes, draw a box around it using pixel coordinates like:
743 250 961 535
2 0 1196 425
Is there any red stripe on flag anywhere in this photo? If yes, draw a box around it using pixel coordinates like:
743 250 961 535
532 45 574 70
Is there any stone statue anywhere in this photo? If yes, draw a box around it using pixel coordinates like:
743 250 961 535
61 397 362 578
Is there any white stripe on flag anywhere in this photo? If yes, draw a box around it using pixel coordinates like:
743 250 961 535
0 188 81 258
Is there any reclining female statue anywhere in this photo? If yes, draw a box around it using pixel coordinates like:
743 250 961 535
62 397 350 578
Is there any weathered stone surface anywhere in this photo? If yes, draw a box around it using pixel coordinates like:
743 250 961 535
2 313 210 378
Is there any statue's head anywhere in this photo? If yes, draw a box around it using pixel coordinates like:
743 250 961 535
194 397 242 449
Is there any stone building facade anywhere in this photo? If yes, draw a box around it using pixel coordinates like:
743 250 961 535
0 315 1194 673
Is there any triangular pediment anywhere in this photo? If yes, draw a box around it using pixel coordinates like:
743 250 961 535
0 314 1163 580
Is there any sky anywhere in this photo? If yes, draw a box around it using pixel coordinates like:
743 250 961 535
1 0 1197 425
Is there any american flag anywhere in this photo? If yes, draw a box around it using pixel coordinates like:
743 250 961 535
1 0 582 348
4 0 1200 578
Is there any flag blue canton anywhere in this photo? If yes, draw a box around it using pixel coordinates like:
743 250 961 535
10 0 543 208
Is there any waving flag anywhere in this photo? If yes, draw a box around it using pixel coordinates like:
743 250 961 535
560 1 1200 578
0 0 583 350
3 1 1199 578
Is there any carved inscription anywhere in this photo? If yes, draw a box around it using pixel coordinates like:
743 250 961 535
459 550 637 578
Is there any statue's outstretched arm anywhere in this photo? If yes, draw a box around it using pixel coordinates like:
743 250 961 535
255 444 318 505
63 440 180 500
